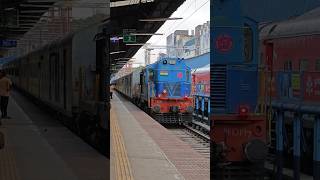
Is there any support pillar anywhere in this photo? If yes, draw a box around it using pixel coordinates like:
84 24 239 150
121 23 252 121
293 113 301 180
276 109 284 180
314 115 320 180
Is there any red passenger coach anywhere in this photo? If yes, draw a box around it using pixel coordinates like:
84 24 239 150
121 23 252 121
260 8 320 176
192 65 210 128
192 64 210 97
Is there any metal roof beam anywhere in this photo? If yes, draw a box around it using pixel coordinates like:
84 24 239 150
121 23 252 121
20 10 50 13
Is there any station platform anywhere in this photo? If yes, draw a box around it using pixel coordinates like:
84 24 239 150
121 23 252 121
0 91 108 180
110 93 209 180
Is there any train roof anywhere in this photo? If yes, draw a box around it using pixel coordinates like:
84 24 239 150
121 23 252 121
147 57 189 69
260 7 320 40
9 23 102 63
192 64 209 74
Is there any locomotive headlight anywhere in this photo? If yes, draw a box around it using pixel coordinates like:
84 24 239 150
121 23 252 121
186 106 193 113
152 105 161 113
238 105 249 117
163 89 167 94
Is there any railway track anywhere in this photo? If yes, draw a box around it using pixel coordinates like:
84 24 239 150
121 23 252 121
168 123 210 158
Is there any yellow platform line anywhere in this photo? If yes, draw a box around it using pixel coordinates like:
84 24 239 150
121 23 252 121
111 106 134 180
0 128 21 180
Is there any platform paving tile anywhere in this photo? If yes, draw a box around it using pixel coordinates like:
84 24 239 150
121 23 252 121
117 94 209 180
111 94 184 180
0 93 108 180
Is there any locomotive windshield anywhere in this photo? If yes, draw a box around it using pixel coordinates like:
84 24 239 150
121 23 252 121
154 68 191 98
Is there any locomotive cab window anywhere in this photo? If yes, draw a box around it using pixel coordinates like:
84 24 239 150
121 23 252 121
148 69 154 81
244 24 253 63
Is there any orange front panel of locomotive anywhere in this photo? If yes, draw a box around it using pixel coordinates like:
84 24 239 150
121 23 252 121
212 115 267 162
150 97 194 113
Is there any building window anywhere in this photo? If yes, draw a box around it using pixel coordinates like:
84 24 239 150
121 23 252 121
300 59 309 72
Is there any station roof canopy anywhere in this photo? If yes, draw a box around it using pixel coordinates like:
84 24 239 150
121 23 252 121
109 0 185 73
0 0 57 40
0 0 185 72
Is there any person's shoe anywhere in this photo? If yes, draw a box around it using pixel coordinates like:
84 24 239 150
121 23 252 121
3 116 11 119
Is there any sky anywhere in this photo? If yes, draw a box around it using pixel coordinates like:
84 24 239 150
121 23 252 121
131 0 210 66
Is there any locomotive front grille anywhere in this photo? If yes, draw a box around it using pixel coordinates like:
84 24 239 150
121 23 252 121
211 65 227 112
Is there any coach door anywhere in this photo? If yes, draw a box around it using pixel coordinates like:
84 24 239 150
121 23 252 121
140 70 146 99
63 49 67 109
265 42 274 72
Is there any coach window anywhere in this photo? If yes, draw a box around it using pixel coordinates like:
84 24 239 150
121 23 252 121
300 59 309 72
244 24 253 63
316 59 320 72
284 60 292 71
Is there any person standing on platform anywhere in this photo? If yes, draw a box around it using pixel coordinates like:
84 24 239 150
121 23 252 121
0 71 12 119
110 84 113 99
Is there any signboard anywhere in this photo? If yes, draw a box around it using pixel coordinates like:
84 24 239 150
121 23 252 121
123 29 136 43
291 73 300 89
123 35 136 43
160 71 168 76
0 40 17 48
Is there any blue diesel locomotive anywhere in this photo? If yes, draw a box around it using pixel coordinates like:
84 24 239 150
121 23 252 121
115 57 194 124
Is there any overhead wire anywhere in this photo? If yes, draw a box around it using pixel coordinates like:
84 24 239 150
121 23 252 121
150 0 200 46
151 0 209 47
131 0 210 67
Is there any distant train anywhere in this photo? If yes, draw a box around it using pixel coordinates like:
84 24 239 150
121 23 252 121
2 24 109 155
192 64 210 97
192 64 210 125
260 7 320 176
115 57 194 124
